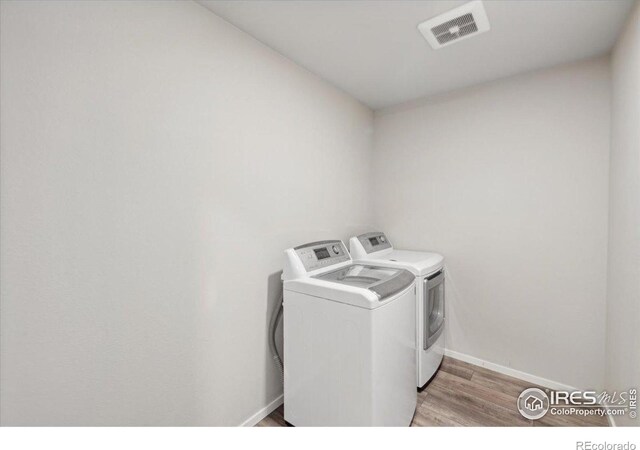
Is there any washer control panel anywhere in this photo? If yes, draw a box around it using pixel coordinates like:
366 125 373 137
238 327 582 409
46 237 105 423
294 240 350 272
356 232 392 254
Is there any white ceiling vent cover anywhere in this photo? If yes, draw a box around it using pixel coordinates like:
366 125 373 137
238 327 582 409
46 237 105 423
418 0 490 49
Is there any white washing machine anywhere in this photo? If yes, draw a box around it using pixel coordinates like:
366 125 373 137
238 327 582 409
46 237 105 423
349 232 445 388
282 240 417 426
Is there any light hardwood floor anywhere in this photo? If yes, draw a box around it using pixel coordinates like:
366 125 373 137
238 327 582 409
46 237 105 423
256 356 609 427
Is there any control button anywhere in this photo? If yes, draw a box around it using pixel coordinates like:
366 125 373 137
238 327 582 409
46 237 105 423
332 245 340 254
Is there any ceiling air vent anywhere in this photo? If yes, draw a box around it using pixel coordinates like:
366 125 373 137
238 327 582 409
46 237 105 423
418 0 490 50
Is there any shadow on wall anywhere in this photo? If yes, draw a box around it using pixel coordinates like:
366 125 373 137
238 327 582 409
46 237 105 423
264 271 284 403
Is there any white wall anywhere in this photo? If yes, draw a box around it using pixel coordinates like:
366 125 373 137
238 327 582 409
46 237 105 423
2 0 635 428
606 0 640 427
0 1 373 426
372 58 611 391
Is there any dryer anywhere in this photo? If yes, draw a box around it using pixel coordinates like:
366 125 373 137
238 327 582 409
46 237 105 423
349 232 445 388
282 240 417 426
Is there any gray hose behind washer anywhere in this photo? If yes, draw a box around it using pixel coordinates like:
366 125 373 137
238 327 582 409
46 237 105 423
269 292 284 384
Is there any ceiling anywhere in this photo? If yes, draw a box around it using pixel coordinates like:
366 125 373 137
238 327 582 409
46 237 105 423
198 0 635 110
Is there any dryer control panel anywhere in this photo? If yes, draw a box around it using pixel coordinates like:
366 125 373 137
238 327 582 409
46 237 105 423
356 232 392 254
294 240 350 272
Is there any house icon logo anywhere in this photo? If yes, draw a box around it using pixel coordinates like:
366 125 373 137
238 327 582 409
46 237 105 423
525 395 543 411
517 388 550 420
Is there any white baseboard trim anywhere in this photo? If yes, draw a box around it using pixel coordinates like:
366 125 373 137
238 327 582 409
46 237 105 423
604 403 617 427
239 394 284 427
444 349 577 392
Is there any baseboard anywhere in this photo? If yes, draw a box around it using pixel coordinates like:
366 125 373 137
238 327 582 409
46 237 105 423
239 394 284 427
604 403 617 427
444 349 577 392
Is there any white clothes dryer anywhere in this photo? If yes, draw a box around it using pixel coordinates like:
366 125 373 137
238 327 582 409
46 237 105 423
349 232 445 388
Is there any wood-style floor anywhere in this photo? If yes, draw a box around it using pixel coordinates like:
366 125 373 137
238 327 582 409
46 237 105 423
256 356 609 427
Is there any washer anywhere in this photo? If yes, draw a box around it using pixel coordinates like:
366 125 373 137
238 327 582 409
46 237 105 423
282 239 417 426
349 232 445 388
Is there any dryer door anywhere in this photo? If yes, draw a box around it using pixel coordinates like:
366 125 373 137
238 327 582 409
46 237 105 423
423 270 445 350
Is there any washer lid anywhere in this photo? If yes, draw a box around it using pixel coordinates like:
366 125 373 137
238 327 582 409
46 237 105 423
314 264 414 301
